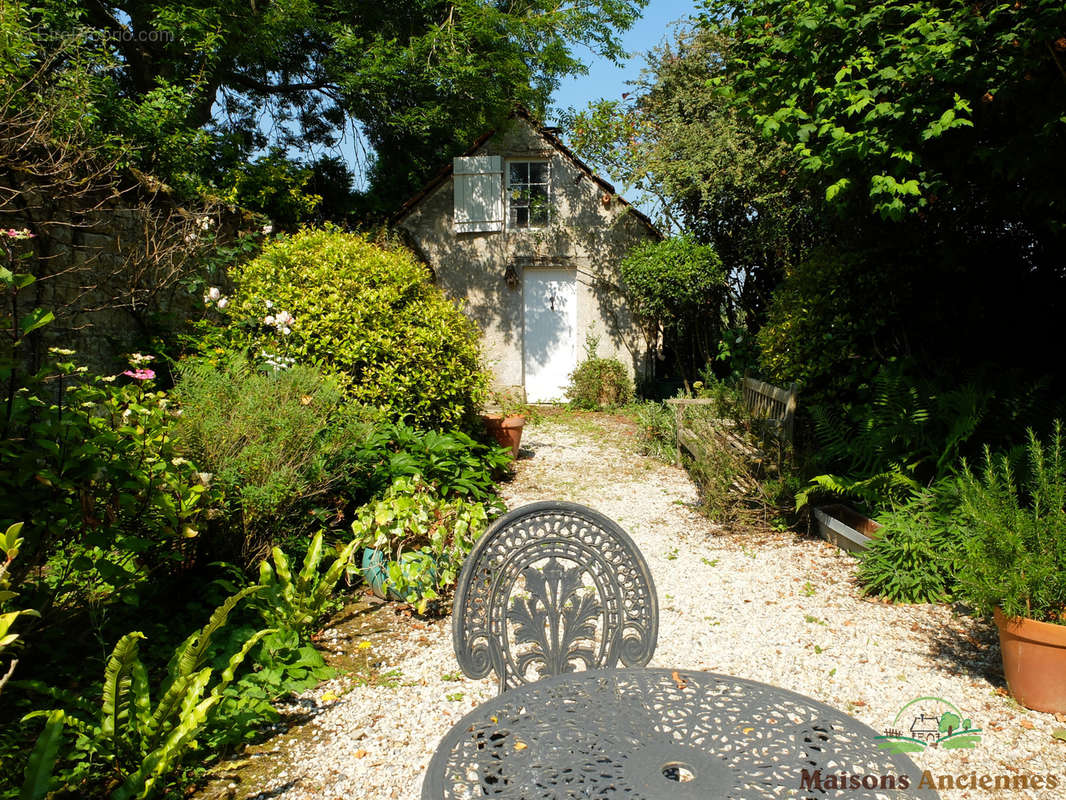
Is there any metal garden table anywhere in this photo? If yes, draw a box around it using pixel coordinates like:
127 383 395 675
422 669 939 799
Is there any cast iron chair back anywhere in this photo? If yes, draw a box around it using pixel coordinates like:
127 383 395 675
452 501 658 693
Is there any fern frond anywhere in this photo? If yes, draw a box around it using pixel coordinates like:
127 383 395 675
20 709 65 800
100 632 145 747
175 586 258 678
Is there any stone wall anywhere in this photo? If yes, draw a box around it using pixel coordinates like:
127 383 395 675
1 167 248 377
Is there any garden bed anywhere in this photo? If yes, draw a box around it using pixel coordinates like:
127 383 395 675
812 503 882 553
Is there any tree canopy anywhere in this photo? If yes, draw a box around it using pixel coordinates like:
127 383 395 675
570 1 1066 400
566 26 819 326
21 0 648 220
706 0 1066 225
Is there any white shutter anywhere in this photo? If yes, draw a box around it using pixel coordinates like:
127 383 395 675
453 156 503 233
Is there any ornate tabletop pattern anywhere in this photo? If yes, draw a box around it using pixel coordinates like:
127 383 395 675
452 502 658 692
422 669 940 800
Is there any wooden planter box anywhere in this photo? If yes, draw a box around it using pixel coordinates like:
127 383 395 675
812 504 882 553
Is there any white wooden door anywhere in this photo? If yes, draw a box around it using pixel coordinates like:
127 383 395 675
523 269 577 402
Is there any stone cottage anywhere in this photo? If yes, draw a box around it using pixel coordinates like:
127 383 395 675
393 108 661 402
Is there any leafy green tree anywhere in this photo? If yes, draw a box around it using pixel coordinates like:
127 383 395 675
21 0 649 217
620 236 726 386
697 1 1066 401
704 1 1066 223
567 25 818 326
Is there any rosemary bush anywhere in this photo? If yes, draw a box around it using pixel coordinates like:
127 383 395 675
957 422 1066 623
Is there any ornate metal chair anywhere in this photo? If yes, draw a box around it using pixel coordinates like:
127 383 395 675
452 501 658 693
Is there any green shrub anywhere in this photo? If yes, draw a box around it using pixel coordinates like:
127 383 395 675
565 336 633 410
620 235 726 385
254 531 357 634
957 423 1066 623
172 356 353 561
795 361 989 511
0 352 211 605
757 246 905 399
214 226 487 429
342 421 511 506
857 482 967 604
631 401 675 462
349 477 489 614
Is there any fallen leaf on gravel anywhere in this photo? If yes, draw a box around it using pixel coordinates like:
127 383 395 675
1019 720 1034 730
1052 728 1066 742
852 701 866 707
1055 713 1066 723
514 742 527 751
355 749 368 758
672 670 688 689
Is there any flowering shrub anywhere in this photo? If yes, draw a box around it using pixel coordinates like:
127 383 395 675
0 351 212 603
211 226 487 429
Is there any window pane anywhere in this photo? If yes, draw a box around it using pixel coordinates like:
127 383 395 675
516 206 529 227
529 162 548 184
509 163 527 184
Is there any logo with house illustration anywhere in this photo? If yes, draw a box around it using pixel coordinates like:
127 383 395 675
875 697 982 753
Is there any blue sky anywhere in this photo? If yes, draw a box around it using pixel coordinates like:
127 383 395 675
549 0 703 123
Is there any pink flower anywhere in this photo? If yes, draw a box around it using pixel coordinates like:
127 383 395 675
123 368 156 381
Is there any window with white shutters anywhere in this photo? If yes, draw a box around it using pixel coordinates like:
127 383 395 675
453 156 503 233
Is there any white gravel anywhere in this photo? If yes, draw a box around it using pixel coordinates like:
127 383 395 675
196 412 1066 800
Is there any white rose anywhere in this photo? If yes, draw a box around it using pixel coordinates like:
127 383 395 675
264 315 275 326
217 297 229 309
207 287 221 301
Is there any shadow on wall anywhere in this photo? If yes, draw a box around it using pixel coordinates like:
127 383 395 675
521 269 573 375
406 201 652 375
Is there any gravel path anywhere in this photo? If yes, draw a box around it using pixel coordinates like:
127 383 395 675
199 412 1066 800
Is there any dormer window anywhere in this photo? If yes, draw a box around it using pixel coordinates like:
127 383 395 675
508 161 549 229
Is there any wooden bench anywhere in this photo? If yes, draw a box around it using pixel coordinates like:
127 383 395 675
666 376 798 476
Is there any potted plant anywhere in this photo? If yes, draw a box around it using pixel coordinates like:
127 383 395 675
957 422 1066 713
481 388 531 459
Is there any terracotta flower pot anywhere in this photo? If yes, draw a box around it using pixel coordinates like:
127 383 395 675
482 413 525 459
993 607 1066 713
